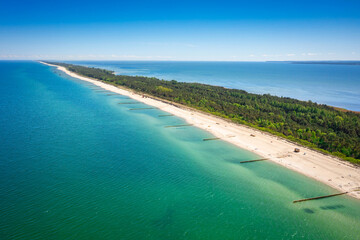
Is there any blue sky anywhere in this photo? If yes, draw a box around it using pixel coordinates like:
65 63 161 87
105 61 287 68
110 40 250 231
1 0 360 61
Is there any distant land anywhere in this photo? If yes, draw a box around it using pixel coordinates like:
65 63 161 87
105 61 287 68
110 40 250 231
290 61 360 66
266 61 360 65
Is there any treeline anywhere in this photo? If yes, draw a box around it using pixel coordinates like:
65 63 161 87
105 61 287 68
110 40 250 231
47 62 360 164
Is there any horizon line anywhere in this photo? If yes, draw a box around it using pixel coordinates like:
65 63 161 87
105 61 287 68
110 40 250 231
1 59 360 62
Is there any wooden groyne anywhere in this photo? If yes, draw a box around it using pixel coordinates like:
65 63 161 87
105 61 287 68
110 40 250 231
293 189 360 203
129 107 157 111
165 124 193 128
293 192 349 203
239 158 269 164
158 114 174 117
118 102 141 104
203 137 221 141
117 96 131 99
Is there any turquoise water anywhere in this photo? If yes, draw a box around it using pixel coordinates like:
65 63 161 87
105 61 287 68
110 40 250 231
0 61 360 239
69 61 360 111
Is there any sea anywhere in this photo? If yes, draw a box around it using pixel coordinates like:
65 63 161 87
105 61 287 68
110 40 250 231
0 61 359 239
68 61 360 111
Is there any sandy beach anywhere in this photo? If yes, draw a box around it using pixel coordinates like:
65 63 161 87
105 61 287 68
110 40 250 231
41 61 360 200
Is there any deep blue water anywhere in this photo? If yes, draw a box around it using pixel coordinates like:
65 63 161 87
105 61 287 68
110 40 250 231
68 61 360 111
1 61 360 239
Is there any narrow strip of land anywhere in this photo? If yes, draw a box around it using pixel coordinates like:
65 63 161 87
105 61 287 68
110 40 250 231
40 61 360 200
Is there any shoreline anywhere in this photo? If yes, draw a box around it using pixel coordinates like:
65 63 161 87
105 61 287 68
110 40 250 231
40 61 360 200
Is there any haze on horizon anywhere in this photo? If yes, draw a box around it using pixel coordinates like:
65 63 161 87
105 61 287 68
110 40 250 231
1 0 360 61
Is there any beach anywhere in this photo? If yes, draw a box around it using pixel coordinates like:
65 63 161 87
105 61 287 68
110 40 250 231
41 61 360 200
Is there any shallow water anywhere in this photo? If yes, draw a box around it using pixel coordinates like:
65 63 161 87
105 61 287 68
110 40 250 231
69 60 360 111
0 61 359 239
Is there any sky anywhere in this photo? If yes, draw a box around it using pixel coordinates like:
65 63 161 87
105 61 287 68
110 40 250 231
0 0 360 61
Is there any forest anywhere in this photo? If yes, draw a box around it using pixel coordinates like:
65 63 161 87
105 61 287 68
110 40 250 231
47 62 360 164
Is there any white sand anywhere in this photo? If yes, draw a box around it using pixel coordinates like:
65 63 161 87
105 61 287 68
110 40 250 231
41 61 360 199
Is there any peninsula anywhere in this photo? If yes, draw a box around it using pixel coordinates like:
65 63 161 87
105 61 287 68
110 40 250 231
41 61 360 199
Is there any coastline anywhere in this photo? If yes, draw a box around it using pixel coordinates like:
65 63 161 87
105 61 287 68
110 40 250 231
40 61 360 200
